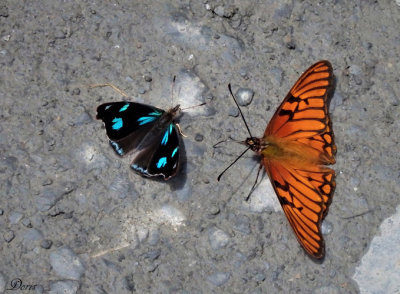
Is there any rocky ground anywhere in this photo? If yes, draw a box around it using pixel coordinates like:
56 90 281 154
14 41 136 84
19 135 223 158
1 1 399 293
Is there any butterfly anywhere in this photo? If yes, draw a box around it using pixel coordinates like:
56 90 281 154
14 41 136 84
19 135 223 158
219 61 336 259
96 102 181 180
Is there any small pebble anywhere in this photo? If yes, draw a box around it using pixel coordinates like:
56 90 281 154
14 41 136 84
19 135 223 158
207 272 231 286
35 188 64 212
2 34 10 41
9 211 24 224
239 67 248 78
21 218 32 228
234 215 251 235
49 280 79 294
50 247 85 280
208 227 230 250
207 204 220 217
103 259 122 273
146 263 159 273
270 67 283 86
41 239 53 249
71 88 80 95
34 285 44 293
286 41 296 50
349 64 362 75
235 88 254 106
0 209 3 215
144 75 152 82
194 133 204 142
262 46 274 53
321 220 333 235
23 228 43 241
233 252 247 268
228 107 239 117
123 275 136 291
254 272 266 282
143 249 161 261
214 6 225 17
42 178 53 186
3 156 17 171
137 227 149 243
157 205 186 227
306 273 315 281
148 228 160 246
230 13 242 29
4 230 15 242
75 111 92 126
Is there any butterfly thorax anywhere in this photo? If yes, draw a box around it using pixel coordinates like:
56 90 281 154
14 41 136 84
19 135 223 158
245 137 268 154
158 104 181 126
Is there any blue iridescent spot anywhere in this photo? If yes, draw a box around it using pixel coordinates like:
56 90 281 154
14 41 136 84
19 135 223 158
161 130 169 145
171 147 179 158
156 157 167 169
112 117 123 130
148 110 162 116
137 110 163 125
161 124 174 146
137 116 157 125
110 141 124 155
119 103 129 112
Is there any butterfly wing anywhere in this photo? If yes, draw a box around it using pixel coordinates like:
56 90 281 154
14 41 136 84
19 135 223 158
263 61 336 259
265 60 336 164
96 102 165 156
264 158 335 259
131 123 180 180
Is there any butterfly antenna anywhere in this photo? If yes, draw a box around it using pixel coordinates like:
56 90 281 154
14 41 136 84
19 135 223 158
88 83 129 98
181 102 207 111
228 84 253 138
217 147 251 181
171 75 176 103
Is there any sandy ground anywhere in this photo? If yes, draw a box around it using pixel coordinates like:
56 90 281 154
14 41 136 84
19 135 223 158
1 1 399 293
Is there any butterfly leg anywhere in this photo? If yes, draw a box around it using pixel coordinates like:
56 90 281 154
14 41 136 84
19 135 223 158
175 123 188 138
88 83 129 98
245 162 264 201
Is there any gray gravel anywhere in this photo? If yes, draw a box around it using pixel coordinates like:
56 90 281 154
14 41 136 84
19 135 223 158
1 0 400 293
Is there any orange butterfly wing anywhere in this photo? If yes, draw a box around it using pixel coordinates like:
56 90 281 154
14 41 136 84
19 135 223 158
263 61 336 259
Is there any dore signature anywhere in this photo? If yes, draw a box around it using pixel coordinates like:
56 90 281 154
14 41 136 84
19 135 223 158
6 278 37 291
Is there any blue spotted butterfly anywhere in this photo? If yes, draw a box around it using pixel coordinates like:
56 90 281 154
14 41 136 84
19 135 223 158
96 102 181 180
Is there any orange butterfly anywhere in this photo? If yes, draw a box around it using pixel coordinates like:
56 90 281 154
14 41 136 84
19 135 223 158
219 61 336 259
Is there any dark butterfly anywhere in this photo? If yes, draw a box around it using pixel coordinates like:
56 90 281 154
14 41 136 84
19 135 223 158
96 102 181 180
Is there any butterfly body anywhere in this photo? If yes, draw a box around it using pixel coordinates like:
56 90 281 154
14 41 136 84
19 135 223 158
247 136 330 166
97 102 182 180
235 61 336 259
